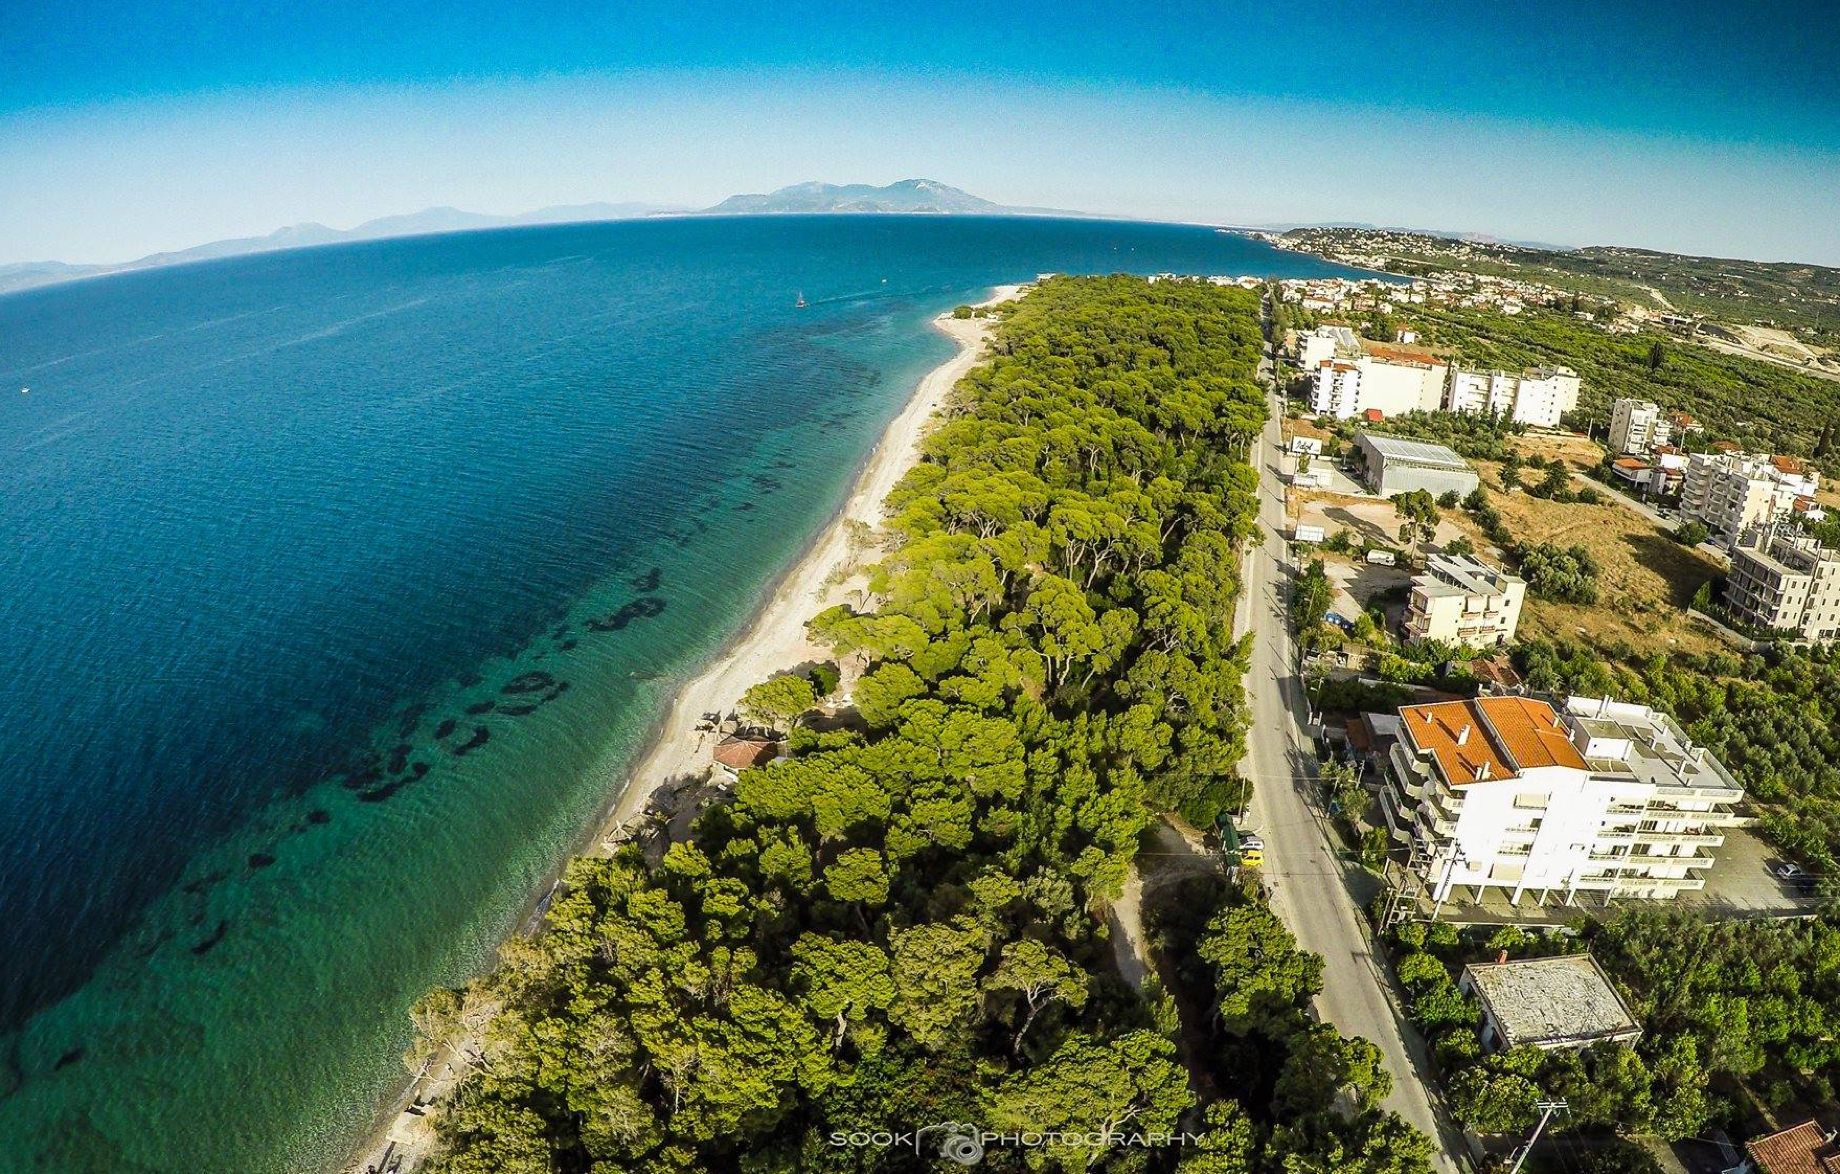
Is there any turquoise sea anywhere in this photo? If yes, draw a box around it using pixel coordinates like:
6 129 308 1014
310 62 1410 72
0 215 1370 1171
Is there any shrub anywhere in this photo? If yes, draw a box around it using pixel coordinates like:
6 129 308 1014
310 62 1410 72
1518 542 1601 603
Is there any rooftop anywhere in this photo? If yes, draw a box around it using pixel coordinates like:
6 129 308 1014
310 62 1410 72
1463 954 1641 1049
1357 431 1470 471
1477 696 1589 773
1415 553 1522 599
1561 695 1744 796
1401 696 1591 786
1361 340 1447 368
713 734 782 771
1746 1120 1840 1174
1402 700 1516 785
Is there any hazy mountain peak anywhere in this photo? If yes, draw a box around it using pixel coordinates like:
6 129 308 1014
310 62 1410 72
702 179 1032 216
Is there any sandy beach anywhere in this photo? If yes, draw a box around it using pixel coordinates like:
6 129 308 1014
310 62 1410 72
346 283 1019 1174
600 282 1021 830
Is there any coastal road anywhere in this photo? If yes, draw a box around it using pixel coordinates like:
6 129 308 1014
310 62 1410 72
1236 374 1470 1170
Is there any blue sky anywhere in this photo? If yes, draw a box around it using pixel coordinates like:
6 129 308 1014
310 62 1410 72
3 0 1838 264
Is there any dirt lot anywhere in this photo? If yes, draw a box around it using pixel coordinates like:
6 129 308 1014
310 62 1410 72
1292 490 1468 549
1509 431 1605 470
1322 558 1414 622
1461 459 1730 654
1281 415 1336 445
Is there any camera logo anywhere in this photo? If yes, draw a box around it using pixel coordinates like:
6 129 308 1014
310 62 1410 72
937 1126 985 1166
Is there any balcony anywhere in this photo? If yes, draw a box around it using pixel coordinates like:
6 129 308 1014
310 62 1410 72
1623 853 1718 871
1611 876 1708 895
1630 830 1725 849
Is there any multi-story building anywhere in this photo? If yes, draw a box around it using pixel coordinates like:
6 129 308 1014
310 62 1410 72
1379 694 1745 905
1310 360 1364 417
1725 525 1840 642
1295 324 1359 369
1445 365 1581 428
1608 397 1670 454
1515 366 1583 427
1404 553 1526 646
1357 341 1450 417
1680 451 1820 546
1310 340 1449 420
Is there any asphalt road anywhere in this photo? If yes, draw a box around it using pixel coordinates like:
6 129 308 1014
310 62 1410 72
1236 379 1470 1171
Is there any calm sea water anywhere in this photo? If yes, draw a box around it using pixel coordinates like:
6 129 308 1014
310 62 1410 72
0 215 1367 1171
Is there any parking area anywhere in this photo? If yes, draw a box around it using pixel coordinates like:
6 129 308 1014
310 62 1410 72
1399 827 1816 926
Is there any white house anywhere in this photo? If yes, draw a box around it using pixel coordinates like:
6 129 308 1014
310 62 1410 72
1403 554 1526 647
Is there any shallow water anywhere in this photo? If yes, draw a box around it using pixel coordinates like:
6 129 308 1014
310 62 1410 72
0 215 1371 1171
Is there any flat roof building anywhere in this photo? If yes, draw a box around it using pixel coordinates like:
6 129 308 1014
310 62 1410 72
1681 450 1820 547
1460 954 1641 1051
1353 431 1479 499
1307 336 1449 420
1404 553 1526 647
1609 397 1670 455
1447 365 1581 429
1727 525 1840 643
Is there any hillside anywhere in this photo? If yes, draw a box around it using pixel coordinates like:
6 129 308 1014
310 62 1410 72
1278 226 1840 340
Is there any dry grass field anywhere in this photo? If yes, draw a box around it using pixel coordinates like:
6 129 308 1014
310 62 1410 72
1460 456 1730 653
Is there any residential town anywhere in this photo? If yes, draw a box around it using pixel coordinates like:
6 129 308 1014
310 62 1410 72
1251 270 1840 1174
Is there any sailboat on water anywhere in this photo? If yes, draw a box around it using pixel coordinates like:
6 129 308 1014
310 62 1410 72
795 291 807 309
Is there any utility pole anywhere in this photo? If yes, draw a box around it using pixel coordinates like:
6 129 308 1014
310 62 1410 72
1505 1100 1568 1174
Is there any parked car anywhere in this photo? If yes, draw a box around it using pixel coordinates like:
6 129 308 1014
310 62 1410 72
1774 862 1814 889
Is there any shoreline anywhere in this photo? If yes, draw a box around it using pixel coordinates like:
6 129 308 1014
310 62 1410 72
597 283 1020 835
344 281 1021 1174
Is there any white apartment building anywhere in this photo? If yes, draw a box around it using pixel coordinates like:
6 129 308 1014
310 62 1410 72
1357 342 1450 417
1296 324 1359 369
1725 524 1840 642
1518 366 1583 426
1445 365 1581 428
1311 341 1449 420
1310 361 1364 417
1609 397 1671 454
1680 451 1820 546
1404 553 1526 647
1379 695 1745 905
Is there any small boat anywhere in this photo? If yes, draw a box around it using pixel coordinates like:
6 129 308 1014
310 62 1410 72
795 292 807 309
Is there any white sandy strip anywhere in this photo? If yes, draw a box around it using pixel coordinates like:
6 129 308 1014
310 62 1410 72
603 283 1022 829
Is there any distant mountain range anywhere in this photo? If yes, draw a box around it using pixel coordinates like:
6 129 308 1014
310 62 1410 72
0 180 1093 295
701 178 1076 217
0 202 681 295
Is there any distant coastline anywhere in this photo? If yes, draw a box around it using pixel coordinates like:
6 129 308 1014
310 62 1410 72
0 179 1086 297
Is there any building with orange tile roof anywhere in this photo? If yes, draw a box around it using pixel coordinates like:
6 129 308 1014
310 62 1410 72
1743 1120 1840 1174
1379 695 1745 906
